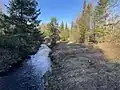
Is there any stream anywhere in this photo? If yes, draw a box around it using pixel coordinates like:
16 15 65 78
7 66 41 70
0 44 52 90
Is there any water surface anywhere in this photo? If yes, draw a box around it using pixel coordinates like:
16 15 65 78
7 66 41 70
0 44 51 90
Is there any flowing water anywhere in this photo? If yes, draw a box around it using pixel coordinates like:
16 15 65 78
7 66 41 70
0 44 51 90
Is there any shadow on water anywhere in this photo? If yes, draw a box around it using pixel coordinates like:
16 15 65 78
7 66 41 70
0 44 51 90
0 60 27 77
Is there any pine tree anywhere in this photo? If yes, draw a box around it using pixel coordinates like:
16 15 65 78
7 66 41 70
86 3 95 42
7 0 41 34
0 0 45 71
83 0 86 13
93 0 110 42
0 0 4 33
71 21 74 30
47 17 58 33
86 3 93 30
65 23 68 30
47 17 59 47
74 0 94 43
60 21 64 30
0 0 3 14
94 0 108 27
77 0 87 43
6 0 44 56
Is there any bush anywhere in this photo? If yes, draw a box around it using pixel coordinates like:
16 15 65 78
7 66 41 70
0 32 44 72
0 48 21 72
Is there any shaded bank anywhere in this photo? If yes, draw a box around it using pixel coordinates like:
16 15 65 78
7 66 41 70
0 34 44 73
46 43 120 90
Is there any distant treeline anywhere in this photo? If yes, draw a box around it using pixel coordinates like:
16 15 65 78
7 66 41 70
41 0 120 44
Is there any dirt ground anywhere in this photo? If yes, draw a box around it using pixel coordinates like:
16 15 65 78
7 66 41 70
46 43 120 90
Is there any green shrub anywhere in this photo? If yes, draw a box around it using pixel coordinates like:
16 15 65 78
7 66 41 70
0 32 44 72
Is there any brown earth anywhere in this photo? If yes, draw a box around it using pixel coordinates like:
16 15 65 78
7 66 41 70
46 43 120 90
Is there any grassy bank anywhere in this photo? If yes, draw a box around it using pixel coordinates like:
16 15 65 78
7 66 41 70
97 42 120 63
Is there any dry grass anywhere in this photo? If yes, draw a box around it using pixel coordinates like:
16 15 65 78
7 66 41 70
97 42 120 63
46 43 120 90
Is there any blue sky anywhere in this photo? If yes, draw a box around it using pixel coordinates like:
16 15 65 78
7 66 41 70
37 0 85 24
3 0 96 25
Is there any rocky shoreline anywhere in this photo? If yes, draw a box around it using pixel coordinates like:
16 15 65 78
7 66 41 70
45 43 120 90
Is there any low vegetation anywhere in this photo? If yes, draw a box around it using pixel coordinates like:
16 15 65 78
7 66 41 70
47 43 120 90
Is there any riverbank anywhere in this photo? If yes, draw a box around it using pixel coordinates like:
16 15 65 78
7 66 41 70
0 32 44 74
46 43 120 90
0 44 40 76
0 44 51 90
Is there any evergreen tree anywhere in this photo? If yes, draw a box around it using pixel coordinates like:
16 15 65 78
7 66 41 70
60 22 69 41
71 21 74 30
0 0 45 71
75 0 87 43
0 1 4 34
94 0 109 27
0 0 3 14
40 23 52 38
93 0 110 42
65 23 68 30
47 17 58 33
86 3 93 30
5 0 44 57
83 0 86 13
80 0 87 43
74 0 94 43
7 0 41 34
86 3 95 42
47 17 59 47
60 21 64 30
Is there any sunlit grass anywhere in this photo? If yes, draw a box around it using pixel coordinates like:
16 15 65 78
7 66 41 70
97 42 120 63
